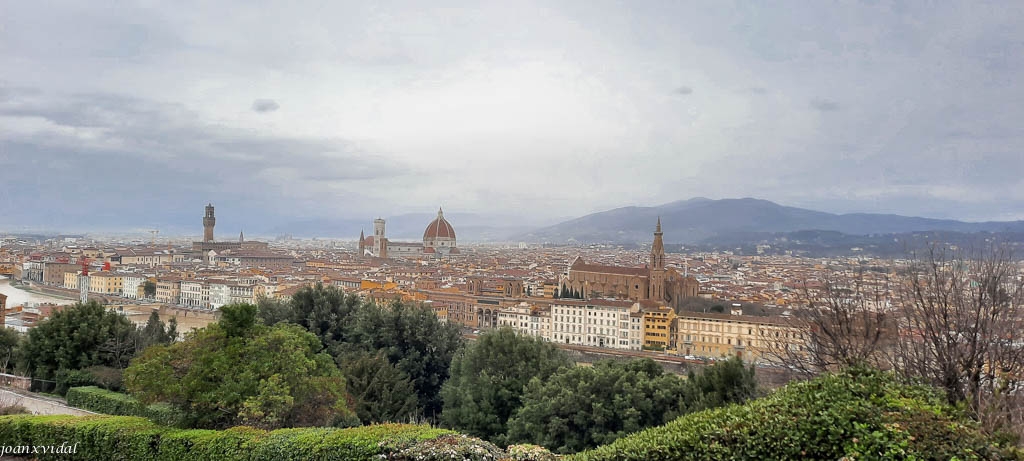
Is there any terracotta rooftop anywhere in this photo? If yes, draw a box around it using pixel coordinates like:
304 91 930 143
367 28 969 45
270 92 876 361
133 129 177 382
570 258 649 277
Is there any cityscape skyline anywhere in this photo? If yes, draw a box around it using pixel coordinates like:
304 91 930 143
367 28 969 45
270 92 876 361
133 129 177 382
2 3 1022 456
3 195 1024 241
3 1 1024 231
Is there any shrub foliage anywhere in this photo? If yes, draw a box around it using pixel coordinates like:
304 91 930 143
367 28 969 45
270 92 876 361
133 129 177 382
65 386 183 427
441 327 572 445
506 357 758 453
0 415 557 461
286 284 465 419
124 304 356 430
569 368 1020 461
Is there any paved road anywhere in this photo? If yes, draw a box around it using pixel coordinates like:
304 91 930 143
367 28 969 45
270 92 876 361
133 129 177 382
0 389 95 416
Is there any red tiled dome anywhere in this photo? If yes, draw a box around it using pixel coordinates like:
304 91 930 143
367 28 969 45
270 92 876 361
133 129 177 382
423 207 456 241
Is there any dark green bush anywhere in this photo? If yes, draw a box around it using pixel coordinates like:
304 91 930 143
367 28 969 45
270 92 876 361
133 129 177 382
82 365 123 391
65 387 185 427
54 369 97 395
0 415 456 461
66 386 136 415
569 369 1021 461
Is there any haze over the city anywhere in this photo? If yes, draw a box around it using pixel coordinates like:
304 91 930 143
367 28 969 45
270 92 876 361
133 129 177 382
3 1 1024 234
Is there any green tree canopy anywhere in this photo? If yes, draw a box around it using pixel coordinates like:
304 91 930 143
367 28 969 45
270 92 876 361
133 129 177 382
138 310 174 350
142 280 156 299
287 284 464 419
289 283 360 349
441 327 572 445
348 300 464 419
507 359 689 453
166 316 178 342
0 327 21 373
255 296 293 326
219 302 258 337
19 301 138 382
508 358 758 454
124 303 356 430
684 356 758 413
337 350 418 424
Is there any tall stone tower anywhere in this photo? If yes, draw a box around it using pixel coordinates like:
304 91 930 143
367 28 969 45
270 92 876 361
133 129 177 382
203 204 216 242
648 217 666 302
373 218 387 258
358 230 366 255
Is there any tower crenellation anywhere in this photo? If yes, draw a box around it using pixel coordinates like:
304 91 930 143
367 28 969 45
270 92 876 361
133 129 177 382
203 204 216 243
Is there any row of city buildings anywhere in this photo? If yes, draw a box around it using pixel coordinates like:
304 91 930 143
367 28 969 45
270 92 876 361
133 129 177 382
2 204 811 363
491 299 803 363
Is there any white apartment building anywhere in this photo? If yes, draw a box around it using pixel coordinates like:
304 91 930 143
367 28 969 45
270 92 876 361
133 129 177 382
582 299 635 350
121 274 145 299
551 301 586 346
498 303 532 334
229 284 256 305
180 280 209 308
628 309 645 351
208 283 231 309
549 299 636 350
497 302 551 341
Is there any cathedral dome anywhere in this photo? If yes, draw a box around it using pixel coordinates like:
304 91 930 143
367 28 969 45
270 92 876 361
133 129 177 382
423 207 456 241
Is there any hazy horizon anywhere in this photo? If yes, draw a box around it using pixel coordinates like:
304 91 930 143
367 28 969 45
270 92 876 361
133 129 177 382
2 196 1022 239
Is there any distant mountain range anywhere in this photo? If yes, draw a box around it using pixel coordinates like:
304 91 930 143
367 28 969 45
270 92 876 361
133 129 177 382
516 198 1024 244
8 198 1021 246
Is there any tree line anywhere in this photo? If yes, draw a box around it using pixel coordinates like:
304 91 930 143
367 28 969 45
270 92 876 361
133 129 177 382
4 283 762 453
10 303 175 393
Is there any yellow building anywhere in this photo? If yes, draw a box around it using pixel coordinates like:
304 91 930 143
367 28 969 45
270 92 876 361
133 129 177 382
89 273 123 295
641 302 676 350
361 280 398 291
64 272 79 289
156 278 182 305
675 310 805 363
540 280 559 299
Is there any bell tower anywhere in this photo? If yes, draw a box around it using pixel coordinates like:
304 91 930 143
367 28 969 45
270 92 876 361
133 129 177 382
648 217 666 301
203 204 216 243
373 218 387 258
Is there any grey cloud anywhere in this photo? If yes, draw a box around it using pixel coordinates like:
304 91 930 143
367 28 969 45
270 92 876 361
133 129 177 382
0 88 409 230
251 99 280 113
3 1 1024 224
810 99 841 112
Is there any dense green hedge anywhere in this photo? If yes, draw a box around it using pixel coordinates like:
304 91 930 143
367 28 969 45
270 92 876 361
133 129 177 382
0 416 456 461
21 371 1012 460
569 369 1022 461
65 387 184 427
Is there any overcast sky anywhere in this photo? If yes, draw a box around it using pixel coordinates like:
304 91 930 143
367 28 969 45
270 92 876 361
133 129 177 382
2 1 1023 233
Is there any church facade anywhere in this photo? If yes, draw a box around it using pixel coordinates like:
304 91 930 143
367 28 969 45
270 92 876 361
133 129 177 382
359 208 460 259
561 219 698 310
